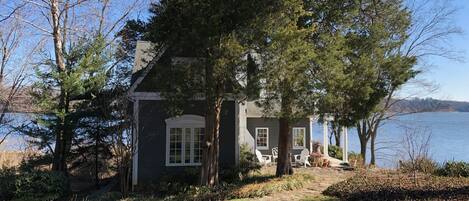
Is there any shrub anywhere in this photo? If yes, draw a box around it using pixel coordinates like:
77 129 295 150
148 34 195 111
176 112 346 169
348 152 364 168
221 144 261 182
151 167 200 195
324 170 469 201
328 145 343 160
0 168 17 201
399 157 439 175
14 171 69 201
436 161 469 177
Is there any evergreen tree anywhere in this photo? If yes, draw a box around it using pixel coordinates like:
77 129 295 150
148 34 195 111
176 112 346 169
307 0 417 164
24 36 111 175
144 0 271 186
254 0 316 177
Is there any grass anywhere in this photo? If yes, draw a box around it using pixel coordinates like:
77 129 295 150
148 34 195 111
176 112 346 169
90 171 314 201
323 170 469 201
228 173 313 199
299 195 339 201
0 151 27 168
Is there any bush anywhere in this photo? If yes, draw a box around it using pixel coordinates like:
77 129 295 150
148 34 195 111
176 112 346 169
399 157 439 175
328 145 343 160
221 144 261 183
324 170 469 201
0 168 17 201
14 171 69 201
149 167 200 195
348 152 364 168
436 161 469 177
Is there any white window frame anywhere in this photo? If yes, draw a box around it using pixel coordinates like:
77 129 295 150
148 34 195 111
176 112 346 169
255 127 269 150
165 115 205 166
292 127 306 149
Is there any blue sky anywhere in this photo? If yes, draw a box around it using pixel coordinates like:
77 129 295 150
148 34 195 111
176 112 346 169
416 0 469 102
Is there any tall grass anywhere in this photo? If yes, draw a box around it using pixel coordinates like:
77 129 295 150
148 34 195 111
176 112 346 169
0 151 26 168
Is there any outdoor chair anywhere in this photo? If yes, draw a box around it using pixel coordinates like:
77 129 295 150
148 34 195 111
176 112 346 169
294 148 311 167
255 149 272 165
271 147 278 162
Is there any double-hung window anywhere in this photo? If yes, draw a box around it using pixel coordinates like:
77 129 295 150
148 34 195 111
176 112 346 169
166 115 205 166
292 127 306 149
256 128 269 150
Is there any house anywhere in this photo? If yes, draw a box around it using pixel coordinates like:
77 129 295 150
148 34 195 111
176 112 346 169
128 41 349 186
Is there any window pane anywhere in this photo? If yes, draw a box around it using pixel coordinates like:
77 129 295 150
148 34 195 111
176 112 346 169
256 128 268 148
193 128 204 163
169 128 182 164
293 128 305 147
184 128 192 163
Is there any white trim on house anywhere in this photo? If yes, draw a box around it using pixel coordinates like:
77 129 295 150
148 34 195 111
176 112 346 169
131 92 163 100
342 127 349 162
235 102 240 165
165 115 205 166
130 92 236 101
131 99 139 186
255 127 269 150
292 127 306 149
309 116 314 153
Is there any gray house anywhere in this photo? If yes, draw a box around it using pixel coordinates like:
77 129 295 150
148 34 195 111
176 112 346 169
128 41 325 186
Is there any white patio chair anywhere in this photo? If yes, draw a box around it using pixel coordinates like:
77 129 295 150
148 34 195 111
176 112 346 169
255 149 272 165
271 147 278 162
294 148 311 168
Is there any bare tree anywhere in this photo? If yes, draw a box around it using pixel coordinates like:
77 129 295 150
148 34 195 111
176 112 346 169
0 1 26 23
399 127 433 185
0 12 41 147
7 0 148 174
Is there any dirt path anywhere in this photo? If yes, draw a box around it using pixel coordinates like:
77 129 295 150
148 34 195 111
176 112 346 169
241 167 353 201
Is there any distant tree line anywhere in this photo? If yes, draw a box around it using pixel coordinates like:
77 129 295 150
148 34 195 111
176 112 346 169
391 98 469 113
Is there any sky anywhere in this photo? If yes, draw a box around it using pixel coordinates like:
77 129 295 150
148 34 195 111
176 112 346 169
132 0 469 102
414 0 469 102
1 0 467 102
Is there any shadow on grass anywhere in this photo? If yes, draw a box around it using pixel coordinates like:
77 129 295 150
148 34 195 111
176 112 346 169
89 173 311 201
235 174 277 185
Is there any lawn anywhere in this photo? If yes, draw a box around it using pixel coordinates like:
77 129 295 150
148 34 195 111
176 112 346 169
91 167 315 201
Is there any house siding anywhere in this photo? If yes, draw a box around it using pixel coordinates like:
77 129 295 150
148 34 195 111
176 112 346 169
246 118 311 155
136 100 236 185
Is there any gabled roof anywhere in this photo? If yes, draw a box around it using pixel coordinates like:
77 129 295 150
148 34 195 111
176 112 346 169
128 41 167 95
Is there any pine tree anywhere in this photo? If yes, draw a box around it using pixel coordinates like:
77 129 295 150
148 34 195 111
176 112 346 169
254 0 316 177
24 36 111 175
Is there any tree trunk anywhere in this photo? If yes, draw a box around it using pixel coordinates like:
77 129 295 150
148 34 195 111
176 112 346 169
95 130 100 189
369 119 380 166
200 59 223 186
50 0 66 72
52 133 67 171
200 96 222 186
50 0 70 175
357 121 368 165
276 85 294 177
332 122 341 147
369 129 376 166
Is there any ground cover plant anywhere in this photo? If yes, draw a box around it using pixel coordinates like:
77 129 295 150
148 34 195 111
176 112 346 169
323 170 469 201
92 172 313 201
